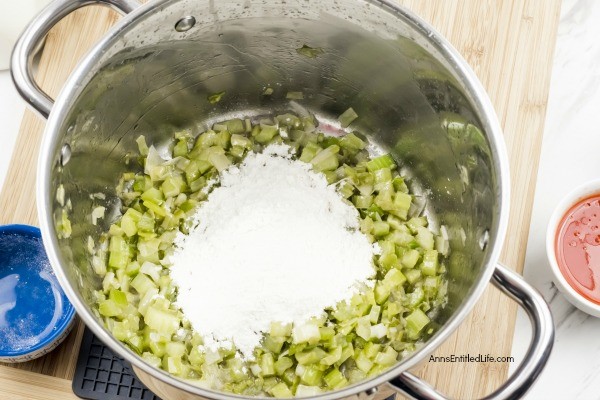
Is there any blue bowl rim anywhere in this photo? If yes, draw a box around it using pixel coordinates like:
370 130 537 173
0 224 76 357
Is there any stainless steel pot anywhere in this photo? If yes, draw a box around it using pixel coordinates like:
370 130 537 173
12 0 554 399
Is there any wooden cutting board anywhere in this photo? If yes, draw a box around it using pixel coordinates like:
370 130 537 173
0 1 561 399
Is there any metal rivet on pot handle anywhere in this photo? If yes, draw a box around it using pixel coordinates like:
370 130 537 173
386 264 554 400
11 0 142 119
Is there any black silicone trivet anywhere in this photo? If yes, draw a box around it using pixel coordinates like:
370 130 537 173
72 327 160 400
73 327 397 400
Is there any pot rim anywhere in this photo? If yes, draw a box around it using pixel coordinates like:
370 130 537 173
36 0 511 398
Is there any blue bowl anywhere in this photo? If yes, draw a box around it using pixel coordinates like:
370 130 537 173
0 224 75 362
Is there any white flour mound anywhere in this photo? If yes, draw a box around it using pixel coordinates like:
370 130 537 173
169 143 376 359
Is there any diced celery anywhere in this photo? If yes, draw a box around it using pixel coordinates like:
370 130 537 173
372 221 390 238
392 192 412 220
161 175 186 198
352 194 373 209
324 368 348 389
136 135 149 156
404 269 421 285
366 154 396 171
401 249 420 269
269 382 293 398
320 346 342 366
275 356 294 376
338 107 358 128
416 226 435 250
339 133 365 151
292 322 321 344
231 134 253 149
299 142 321 163
131 273 156 295
165 341 186 358
300 365 323 386
270 321 293 337
145 306 180 336
310 145 340 172
422 250 438 276
253 125 279 143
108 236 130 269
406 309 430 338
295 385 323 397
261 353 275 376
296 347 327 365
99 299 122 317
355 352 373 373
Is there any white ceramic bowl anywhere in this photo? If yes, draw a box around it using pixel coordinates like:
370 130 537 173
547 179 600 317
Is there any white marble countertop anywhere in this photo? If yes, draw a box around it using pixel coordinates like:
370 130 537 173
511 0 600 398
0 0 597 398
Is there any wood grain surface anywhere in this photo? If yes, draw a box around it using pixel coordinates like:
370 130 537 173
0 1 561 398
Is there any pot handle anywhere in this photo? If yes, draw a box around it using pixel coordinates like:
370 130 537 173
387 263 554 400
11 0 142 119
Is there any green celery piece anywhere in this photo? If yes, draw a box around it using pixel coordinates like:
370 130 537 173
299 142 322 163
406 309 430 338
292 322 321 344
224 119 245 135
295 347 328 365
355 352 373 373
264 335 285 354
108 236 130 269
231 134 253 149
392 176 409 193
324 368 348 389
99 299 122 317
407 216 427 232
145 306 180 336
275 356 294 376
416 226 435 250
270 321 292 337
109 289 128 306
320 346 342 366
404 269 421 284
352 194 373 209
366 154 396 172
131 273 157 295
269 382 293 398
207 91 225 104
401 249 420 269
339 132 365 151
421 250 438 276
393 192 412 217
173 139 189 158
165 341 186 358
208 152 232 172
141 187 164 205
143 200 167 217
261 353 276 376
136 135 149 156
372 221 390 237
310 145 340 172
378 252 398 271
300 365 323 386
161 175 186 198
338 107 358 128
254 125 279 143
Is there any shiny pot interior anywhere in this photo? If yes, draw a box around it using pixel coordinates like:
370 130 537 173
40 0 508 398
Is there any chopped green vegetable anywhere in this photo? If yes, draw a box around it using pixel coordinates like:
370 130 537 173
208 91 226 104
90 108 447 397
338 107 358 128
296 44 324 59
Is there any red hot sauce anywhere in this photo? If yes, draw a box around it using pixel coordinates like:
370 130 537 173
556 195 600 304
